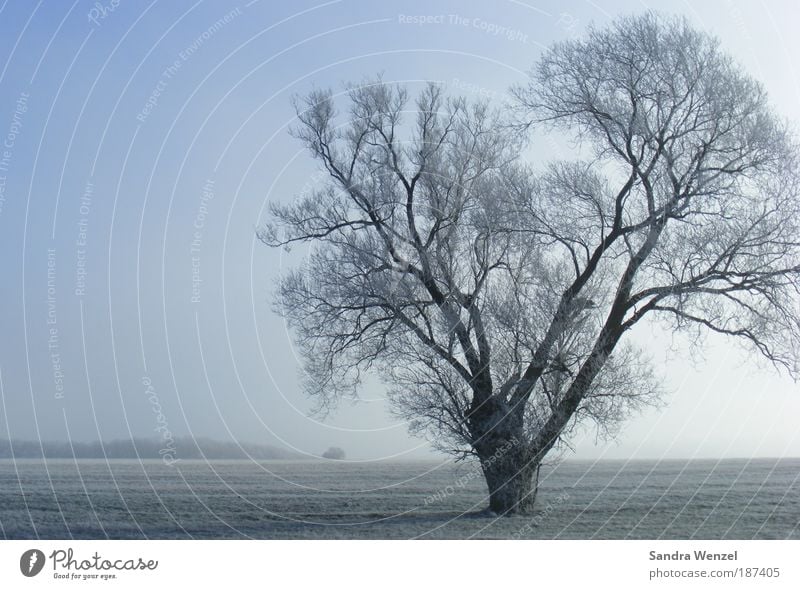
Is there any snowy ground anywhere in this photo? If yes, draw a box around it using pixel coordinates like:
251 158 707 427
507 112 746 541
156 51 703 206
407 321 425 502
0 458 797 539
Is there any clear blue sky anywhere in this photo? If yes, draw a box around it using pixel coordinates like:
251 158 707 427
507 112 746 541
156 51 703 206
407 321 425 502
0 0 798 460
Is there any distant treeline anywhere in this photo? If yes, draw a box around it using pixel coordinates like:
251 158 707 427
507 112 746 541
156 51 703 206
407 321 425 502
0 437 303 460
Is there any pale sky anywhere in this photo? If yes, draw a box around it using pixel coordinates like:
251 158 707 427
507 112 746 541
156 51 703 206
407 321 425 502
0 0 798 461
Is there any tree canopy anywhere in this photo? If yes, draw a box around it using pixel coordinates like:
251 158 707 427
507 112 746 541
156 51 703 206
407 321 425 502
261 13 800 513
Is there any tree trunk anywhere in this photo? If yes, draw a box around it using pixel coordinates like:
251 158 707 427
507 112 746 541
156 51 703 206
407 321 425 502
480 442 540 515
469 396 541 515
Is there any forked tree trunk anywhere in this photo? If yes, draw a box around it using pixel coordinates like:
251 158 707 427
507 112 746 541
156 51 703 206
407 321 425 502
479 441 541 515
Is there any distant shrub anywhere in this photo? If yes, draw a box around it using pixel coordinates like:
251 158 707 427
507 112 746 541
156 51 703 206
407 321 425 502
322 446 346 460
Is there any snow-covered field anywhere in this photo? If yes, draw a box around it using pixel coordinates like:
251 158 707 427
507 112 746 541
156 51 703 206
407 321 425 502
1 458 797 539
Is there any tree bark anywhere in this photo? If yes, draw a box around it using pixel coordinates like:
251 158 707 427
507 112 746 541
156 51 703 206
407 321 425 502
479 440 540 515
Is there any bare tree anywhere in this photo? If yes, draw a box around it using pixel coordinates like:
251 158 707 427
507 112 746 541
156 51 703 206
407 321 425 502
261 13 800 515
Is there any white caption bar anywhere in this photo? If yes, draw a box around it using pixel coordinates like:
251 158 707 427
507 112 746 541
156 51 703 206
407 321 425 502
0 540 797 588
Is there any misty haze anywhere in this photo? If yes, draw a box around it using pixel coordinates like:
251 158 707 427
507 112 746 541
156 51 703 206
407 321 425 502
0 1 799 541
